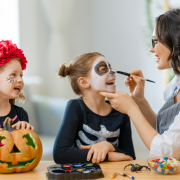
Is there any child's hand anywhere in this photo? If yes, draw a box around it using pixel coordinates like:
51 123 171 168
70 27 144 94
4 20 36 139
81 141 115 163
0 128 2 131
11 121 34 131
108 152 133 161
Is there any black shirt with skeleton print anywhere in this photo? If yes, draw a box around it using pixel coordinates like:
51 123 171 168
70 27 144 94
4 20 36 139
53 98 136 164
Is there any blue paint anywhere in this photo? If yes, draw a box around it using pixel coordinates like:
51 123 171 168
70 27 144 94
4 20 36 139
73 163 83 167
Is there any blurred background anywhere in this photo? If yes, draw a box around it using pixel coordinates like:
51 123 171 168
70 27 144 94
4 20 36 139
0 0 179 161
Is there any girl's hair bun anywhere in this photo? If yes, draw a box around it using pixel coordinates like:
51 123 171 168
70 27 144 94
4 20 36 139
58 64 70 77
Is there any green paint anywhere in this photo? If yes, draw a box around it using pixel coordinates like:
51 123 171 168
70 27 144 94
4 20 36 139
23 133 37 149
0 157 36 169
85 163 93 167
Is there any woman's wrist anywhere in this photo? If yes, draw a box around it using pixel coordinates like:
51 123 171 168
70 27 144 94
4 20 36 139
127 104 141 118
133 96 146 105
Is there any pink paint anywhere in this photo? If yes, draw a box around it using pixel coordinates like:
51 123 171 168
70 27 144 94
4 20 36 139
63 164 71 168
0 142 4 146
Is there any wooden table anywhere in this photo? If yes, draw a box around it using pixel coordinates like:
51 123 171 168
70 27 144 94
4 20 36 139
0 160 180 180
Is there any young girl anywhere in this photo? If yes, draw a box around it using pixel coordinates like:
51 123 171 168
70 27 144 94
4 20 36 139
53 52 135 164
0 40 34 132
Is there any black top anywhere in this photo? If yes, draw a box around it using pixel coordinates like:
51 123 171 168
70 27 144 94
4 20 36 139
0 104 29 128
53 98 136 164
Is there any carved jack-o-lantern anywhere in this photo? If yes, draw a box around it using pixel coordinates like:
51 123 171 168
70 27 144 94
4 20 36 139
0 117 43 173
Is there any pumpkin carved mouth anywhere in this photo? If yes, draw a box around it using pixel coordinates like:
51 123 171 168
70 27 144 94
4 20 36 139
0 157 36 169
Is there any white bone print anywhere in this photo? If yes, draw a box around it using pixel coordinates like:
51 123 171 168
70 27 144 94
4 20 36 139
76 124 120 148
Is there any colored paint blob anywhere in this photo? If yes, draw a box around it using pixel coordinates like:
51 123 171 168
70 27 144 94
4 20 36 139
66 169 74 172
73 163 83 167
76 168 84 172
83 170 91 173
85 163 93 167
63 164 71 168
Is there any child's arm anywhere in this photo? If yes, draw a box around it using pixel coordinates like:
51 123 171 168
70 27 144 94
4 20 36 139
53 100 109 164
108 152 133 161
113 114 136 160
81 141 115 163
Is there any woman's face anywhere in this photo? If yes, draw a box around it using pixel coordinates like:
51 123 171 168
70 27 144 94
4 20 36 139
88 56 116 93
149 27 172 69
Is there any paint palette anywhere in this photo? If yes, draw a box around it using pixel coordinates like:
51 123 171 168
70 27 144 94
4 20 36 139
46 163 104 179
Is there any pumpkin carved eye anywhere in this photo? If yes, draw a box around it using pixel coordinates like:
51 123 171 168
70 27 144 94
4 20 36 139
23 133 37 149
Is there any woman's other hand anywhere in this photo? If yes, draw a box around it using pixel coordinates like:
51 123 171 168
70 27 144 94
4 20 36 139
108 152 133 161
125 70 145 101
99 91 139 115
81 141 115 163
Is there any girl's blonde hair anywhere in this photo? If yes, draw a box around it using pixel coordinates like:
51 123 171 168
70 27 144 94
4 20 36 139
58 52 104 95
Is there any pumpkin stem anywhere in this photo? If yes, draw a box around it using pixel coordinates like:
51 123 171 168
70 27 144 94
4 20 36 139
3 117 15 132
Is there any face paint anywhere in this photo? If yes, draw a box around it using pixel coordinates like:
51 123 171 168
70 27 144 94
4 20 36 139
6 77 14 84
88 56 116 93
94 61 109 76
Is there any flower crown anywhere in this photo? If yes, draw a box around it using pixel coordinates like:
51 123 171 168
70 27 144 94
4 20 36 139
0 40 27 70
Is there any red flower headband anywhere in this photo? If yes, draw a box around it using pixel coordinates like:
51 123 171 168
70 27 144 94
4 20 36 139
0 40 27 70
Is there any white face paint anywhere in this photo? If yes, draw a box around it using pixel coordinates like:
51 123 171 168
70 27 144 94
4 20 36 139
88 56 116 93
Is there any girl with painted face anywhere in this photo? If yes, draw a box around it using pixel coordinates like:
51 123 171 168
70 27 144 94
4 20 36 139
0 40 34 132
53 52 135 164
100 9 180 158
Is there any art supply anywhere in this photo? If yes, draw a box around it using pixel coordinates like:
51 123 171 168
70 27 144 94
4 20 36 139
118 172 126 176
125 173 135 179
46 163 104 180
110 172 117 179
116 71 155 83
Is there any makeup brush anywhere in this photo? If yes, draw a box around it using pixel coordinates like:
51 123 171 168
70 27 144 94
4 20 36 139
116 71 155 83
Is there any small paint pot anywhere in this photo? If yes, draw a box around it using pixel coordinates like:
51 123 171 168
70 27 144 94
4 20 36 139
73 163 83 168
84 163 93 167
65 168 74 172
63 164 72 168
75 168 84 172
52 169 66 173
85 167 95 171
82 170 91 173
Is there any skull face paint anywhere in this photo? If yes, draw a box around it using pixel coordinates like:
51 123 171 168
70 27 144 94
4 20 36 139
88 56 116 93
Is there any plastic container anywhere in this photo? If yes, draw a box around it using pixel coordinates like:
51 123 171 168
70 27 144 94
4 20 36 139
147 157 180 175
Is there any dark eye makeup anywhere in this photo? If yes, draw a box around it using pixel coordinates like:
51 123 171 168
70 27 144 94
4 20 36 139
94 61 109 76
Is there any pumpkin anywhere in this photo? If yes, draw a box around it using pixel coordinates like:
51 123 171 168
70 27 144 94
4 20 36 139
0 117 43 173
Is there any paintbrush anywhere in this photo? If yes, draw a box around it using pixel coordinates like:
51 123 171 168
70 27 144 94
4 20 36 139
116 71 155 83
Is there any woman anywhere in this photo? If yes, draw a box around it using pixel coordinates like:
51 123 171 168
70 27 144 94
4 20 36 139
100 8 180 157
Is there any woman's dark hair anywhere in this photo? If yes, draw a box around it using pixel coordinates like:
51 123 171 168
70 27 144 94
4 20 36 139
155 9 180 74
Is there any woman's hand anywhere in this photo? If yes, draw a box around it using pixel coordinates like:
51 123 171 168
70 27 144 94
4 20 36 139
81 141 115 163
12 121 34 131
99 91 139 115
108 152 133 161
125 70 145 101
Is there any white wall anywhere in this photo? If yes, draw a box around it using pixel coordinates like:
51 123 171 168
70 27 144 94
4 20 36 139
19 0 163 160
